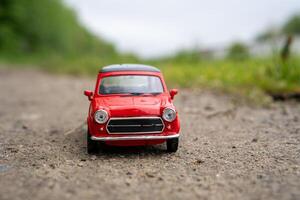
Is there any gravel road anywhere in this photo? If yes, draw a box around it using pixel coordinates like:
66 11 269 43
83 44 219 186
0 68 299 200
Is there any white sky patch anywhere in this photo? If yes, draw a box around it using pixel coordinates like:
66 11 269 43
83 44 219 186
65 0 300 58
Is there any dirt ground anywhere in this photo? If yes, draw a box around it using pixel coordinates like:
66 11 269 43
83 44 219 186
0 68 299 200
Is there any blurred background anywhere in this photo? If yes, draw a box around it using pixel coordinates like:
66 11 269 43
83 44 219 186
0 0 300 99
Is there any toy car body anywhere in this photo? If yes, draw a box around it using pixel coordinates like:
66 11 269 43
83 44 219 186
84 64 180 153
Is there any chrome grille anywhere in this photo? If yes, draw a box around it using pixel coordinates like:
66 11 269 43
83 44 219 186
107 117 164 134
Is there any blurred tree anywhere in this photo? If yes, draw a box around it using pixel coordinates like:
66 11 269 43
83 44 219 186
226 42 249 60
281 35 293 61
280 13 300 61
0 0 117 57
255 28 279 42
164 48 202 63
282 14 300 35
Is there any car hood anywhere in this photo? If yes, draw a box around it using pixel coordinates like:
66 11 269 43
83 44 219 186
94 95 170 117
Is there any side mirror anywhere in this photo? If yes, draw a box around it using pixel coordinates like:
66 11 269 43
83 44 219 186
84 90 93 101
169 89 178 100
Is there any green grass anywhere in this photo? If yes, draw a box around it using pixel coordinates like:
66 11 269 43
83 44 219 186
159 57 300 95
1 54 299 101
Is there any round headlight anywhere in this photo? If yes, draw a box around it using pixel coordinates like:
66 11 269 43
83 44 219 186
162 108 176 122
94 110 109 124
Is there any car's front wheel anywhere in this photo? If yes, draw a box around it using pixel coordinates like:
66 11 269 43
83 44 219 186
87 130 98 154
166 138 179 152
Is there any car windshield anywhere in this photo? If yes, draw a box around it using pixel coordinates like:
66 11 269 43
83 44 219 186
99 75 164 95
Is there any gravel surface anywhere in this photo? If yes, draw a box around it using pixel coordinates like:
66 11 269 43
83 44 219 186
0 68 299 200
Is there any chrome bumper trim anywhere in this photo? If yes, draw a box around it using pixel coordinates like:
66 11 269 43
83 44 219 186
91 134 179 141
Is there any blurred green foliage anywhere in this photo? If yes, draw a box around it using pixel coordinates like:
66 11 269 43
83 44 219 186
9 55 297 100
226 42 249 60
282 13 300 35
161 48 203 64
0 0 137 64
0 0 299 99
159 57 300 94
255 28 279 42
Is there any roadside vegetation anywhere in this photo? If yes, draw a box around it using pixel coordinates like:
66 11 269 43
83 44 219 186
0 0 299 100
159 57 300 97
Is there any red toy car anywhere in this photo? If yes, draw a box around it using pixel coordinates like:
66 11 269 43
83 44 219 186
84 64 180 153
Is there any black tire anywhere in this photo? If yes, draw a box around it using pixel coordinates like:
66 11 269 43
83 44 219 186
87 130 98 154
166 138 179 152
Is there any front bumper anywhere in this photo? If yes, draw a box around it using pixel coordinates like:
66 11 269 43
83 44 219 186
91 133 179 141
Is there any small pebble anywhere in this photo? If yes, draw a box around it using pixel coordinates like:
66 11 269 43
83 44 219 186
126 171 133 176
252 138 258 143
90 155 97 161
195 159 205 164
77 162 84 167
22 125 28 130
49 164 56 169
145 172 155 178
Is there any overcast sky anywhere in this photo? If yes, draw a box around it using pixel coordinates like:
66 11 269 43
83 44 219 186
65 0 300 58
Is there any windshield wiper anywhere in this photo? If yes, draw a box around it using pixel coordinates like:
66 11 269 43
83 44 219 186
117 92 162 96
129 92 144 96
150 92 162 96
129 92 162 96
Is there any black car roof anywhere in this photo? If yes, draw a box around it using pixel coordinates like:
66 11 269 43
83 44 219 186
100 64 161 73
